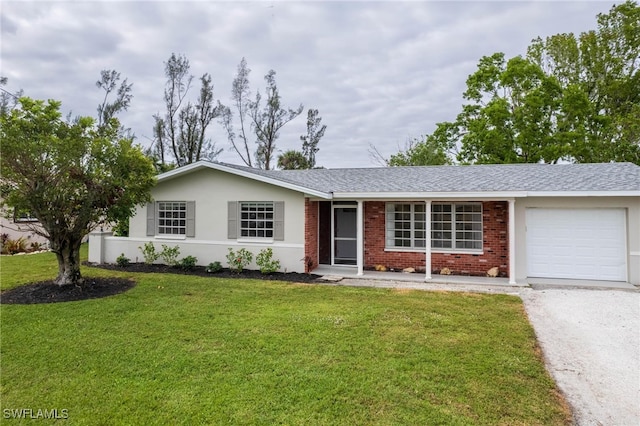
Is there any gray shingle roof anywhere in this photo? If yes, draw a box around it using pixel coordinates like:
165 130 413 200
218 162 640 194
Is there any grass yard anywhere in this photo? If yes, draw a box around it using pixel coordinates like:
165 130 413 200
0 248 570 425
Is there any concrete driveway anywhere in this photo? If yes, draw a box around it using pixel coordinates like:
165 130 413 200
520 288 640 426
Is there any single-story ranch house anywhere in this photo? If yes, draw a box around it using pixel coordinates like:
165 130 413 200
89 161 640 285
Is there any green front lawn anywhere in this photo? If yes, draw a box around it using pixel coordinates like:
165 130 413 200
0 249 569 425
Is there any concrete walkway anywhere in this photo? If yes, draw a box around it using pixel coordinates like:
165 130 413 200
314 265 638 292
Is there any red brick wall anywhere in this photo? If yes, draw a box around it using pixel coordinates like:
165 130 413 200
304 199 319 273
364 201 509 277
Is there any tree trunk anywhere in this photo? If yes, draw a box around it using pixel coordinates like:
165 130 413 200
53 240 83 286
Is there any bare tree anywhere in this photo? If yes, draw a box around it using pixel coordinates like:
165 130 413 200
249 70 303 170
96 70 132 132
0 77 23 117
221 57 254 167
152 53 223 168
300 108 326 168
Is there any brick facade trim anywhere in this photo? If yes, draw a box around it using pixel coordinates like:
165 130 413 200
304 199 510 277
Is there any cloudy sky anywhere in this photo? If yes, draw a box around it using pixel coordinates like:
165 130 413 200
1 1 615 169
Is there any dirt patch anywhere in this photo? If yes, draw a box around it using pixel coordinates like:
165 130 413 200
1 277 135 305
87 262 320 283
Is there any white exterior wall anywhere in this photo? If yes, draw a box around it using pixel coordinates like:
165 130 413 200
514 196 640 285
0 216 49 248
96 168 307 273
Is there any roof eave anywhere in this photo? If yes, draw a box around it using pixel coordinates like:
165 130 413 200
330 190 640 199
157 161 333 199
331 191 528 199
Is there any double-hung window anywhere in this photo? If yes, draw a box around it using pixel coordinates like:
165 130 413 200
240 202 274 238
146 201 195 237
386 202 483 251
228 201 284 241
157 202 187 235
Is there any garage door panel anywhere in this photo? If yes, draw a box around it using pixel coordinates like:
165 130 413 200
526 209 626 281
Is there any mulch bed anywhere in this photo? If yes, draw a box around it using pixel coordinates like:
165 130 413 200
1 263 321 305
89 262 321 283
1 277 136 305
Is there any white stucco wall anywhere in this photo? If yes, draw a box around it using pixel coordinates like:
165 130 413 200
95 168 307 273
514 196 640 285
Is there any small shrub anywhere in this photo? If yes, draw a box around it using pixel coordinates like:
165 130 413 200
4 237 27 255
206 261 222 273
256 248 281 274
179 255 198 271
116 253 130 267
139 242 160 265
226 248 253 273
160 244 180 266
29 241 44 252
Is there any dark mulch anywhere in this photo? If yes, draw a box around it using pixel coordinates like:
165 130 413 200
1 277 136 305
88 262 321 283
1 264 320 306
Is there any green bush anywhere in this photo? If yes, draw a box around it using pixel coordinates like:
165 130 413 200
116 253 130 267
160 245 180 266
29 241 45 252
139 242 160 265
179 255 198 271
256 248 281 274
206 261 222 273
226 248 253 273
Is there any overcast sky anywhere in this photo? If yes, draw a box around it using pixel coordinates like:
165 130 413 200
1 1 615 169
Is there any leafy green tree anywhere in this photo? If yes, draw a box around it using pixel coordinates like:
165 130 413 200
277 150 310 170
249 70 303 170
387 134 452 166
0 98 156 286
456 53 565 164
152 53 224 169
300 108 326 168
527 0 640 164
391 1 639 165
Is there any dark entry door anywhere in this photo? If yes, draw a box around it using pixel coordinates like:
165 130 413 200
318 202 331 264
334 206 357 265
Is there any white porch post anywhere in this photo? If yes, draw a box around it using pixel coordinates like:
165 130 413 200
425 200 432 281
357 200 364 276
508 199 516 284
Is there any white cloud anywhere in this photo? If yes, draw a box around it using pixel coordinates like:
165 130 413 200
1 0 615 168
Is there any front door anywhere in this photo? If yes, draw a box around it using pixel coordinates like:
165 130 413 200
333 205 357 265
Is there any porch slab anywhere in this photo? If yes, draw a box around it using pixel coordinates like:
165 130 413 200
313 265 522 287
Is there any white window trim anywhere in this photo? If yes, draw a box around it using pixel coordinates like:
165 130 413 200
384 247 484 255
237 238 275 245
385 202 484 253
154 235 187 241
385 202 427 249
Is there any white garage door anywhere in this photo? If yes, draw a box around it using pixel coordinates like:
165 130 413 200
526 208 626 281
